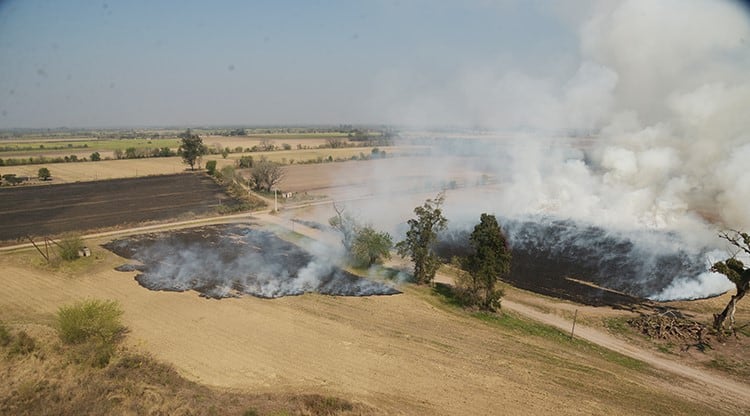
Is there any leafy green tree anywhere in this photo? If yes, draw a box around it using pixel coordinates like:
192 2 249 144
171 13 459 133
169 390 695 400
396 192 448 284
460 213 511 311
178 129 206 170
37 167 51 181
711 230 750 333
351 226 393 267
222 147 230 159
90 152 101 161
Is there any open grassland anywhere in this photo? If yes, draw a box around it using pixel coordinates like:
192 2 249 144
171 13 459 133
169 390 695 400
0 230 744 415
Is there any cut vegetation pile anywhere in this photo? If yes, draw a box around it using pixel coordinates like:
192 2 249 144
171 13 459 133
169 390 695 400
628 312 709 348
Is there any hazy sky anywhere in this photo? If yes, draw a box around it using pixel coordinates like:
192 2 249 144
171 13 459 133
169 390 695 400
0 0 747 128
0 0 584 128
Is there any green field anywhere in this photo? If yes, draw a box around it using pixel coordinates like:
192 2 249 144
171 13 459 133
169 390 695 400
0 138 181 154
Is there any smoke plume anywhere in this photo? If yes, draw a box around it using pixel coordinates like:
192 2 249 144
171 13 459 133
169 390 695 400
344 0 750 301
105 225 399 299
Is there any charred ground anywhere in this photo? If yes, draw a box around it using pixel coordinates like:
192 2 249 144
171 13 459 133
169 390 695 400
104 224 400 299
435 217 711 309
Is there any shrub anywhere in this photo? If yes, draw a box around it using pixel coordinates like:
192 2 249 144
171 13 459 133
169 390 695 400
302 395 353 415
57 299 124 345
0 321 12 346
206 160 217 175
9 330 36 356
57 234 85 261
37 167 51 180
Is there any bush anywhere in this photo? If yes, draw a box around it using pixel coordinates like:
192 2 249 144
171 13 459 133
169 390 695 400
57 299 124 345
0 321 12 346
37 167 51 180
9 330 36 356
57 234 85 261
206 160 217 175
302 395 353 415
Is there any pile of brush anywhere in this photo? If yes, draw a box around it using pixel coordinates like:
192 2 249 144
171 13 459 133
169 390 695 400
628 311 708 345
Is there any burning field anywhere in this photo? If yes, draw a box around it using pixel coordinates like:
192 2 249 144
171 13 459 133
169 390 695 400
433 215 726 308
104 224 399 299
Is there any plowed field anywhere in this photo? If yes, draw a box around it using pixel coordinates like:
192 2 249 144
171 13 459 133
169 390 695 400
0 173 234 242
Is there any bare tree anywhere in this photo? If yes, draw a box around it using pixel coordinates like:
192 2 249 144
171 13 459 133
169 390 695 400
249 157 285 192
258 138 275 151
711 230 750 334
329 202 358 250
326 137 346 148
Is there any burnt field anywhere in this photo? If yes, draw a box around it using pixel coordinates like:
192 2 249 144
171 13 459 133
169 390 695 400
104 224 400 299
0 173 240 242
435 217 715 308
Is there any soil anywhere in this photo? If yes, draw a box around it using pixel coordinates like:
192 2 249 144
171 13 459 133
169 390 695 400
0 173 241 243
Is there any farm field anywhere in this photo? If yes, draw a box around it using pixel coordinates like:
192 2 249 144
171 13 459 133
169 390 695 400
0 132 359 160
0 139 747 415
0 173 238 242
0 237 739 416
0 145 423 184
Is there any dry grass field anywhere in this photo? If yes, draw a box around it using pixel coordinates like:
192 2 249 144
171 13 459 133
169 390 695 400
0 146 423 184
1 149 748 415
0 241 741 415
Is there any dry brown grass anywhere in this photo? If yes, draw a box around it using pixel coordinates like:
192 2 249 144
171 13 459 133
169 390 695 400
0 322 370 416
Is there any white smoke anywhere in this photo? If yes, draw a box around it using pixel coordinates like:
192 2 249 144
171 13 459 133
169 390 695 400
106 225 399 299
341 0 750 300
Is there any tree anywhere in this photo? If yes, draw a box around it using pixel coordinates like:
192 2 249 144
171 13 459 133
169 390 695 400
396 192 448 284
90 152 101 161
459 214 511 311
249 156 285 192
711 230 750 333
351 226 393 268
327 137 346 148
329 203 392 267
37 167 51 181
238 155 254 168
329 202 358 250
178 129 206 170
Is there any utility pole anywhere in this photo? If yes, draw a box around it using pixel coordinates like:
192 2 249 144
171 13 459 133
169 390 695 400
570 309 578 340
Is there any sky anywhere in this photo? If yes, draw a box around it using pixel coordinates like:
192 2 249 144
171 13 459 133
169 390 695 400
0 0 747 129
0 0 584 128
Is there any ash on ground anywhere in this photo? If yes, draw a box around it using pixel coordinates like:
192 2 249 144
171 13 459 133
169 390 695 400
435 217 716 309
104 224 400 299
